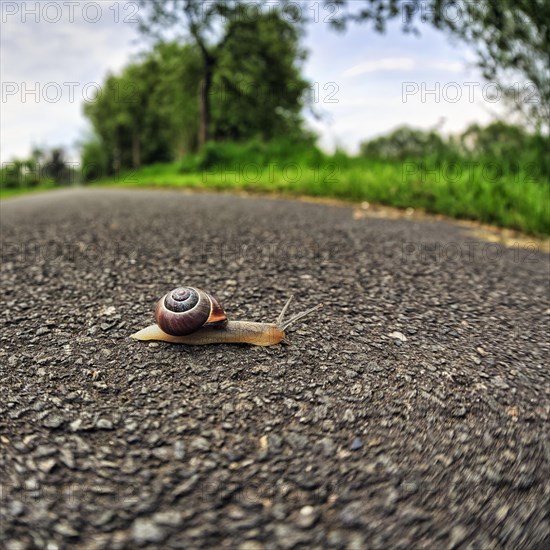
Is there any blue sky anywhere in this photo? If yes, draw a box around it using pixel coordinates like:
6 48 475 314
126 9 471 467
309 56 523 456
1 1 505 163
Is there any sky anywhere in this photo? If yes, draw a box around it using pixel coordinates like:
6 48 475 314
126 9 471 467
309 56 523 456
1 0 507 163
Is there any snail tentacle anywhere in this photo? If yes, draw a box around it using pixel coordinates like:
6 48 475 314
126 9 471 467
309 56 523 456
275 295 322 330
276 295 294 326
279 303 323 331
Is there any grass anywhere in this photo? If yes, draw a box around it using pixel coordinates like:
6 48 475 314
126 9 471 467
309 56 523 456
91 142 548 235
0 181 60 200
3 140 549 235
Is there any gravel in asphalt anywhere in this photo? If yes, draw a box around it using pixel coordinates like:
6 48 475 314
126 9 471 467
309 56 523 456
1 189 549 549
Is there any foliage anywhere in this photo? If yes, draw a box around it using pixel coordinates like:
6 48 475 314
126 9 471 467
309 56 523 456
150 42 203 157
83 9 310 178
80 135 110 182
82 43 198 176
360 121 550 183
179 137 322 173
360 126 453 161
41 148 74 184
136 0 309 147
1 147 75 190
433 0 550 130
211 10 310 141
328 0 550 130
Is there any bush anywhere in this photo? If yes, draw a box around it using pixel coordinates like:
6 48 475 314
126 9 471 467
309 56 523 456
360 126 454 161
81 138 110 182
179 138 326 173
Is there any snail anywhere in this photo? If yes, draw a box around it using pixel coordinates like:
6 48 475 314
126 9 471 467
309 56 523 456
130 286 322 346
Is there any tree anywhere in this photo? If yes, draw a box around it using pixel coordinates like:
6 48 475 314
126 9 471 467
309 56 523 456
360 126 450 160
1 147 77 190
137 1 309 148
42 148 73 185
80 134 109 182
324 0 550 131
359 121 550 182
211 10 309 141
149 42 202 156
83 44 194 175
138 1 238 148
83 73 131 174
459 121 528 158
459 121 549 180
82 29 310 175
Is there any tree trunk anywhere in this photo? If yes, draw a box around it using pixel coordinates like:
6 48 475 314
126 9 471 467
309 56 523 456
113 128 121 176
132 129 141 169
198 62 214 149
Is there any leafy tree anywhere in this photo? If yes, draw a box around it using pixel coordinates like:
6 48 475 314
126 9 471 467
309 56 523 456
360 121 550 182
42 148 70 184
1 147 75 189
149 42 203 157
324 0 550 131
80 134 109 182
137 0 310 148
459 121 550 180
84 9 311 172
211 10 310 141
360 126 451 160
459 121 527 158
83 73 130 174
1 160 26 190
83 44 192 175
137 1 235 147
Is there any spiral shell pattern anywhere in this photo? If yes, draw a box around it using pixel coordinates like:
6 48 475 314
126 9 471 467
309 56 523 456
155 287 226 336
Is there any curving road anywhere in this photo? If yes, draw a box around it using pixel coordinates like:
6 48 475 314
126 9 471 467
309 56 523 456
1 189 549 549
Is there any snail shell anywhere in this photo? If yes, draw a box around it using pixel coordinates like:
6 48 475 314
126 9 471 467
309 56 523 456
155 287 227 336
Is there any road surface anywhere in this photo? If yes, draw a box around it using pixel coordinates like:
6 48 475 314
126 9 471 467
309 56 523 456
1 189 548 549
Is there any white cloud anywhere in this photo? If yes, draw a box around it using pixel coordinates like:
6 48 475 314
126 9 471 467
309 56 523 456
343 58 465 78
343 57 416 77
431 61 464 73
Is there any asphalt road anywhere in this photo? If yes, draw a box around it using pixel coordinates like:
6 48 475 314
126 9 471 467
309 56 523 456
1 189 549 549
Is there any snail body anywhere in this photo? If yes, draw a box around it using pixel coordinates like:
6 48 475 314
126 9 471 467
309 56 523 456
132 320 284 346
131 286 320 347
